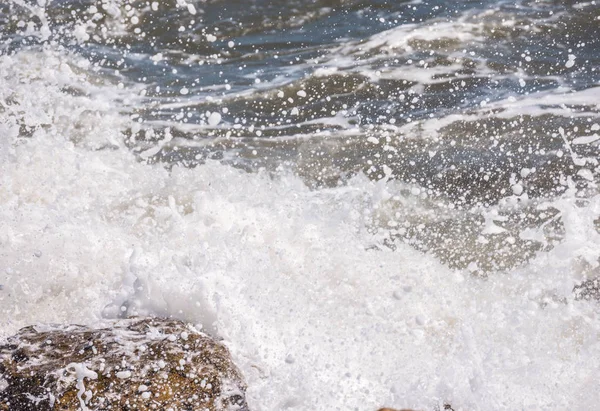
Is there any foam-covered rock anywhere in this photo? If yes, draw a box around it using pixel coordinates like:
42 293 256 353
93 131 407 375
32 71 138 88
0 317 248 410
574 277 600 301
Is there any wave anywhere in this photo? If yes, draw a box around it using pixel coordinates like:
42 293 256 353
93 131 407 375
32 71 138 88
1 46 600 410
1 1 600 410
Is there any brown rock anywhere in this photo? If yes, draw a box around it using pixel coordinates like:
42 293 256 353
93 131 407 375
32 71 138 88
0 317 248 410
378 408 419 411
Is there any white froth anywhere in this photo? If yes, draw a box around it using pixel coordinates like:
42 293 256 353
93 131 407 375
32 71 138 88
1 41 600 411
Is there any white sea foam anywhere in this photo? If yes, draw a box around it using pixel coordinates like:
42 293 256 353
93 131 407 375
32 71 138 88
1 46 600 411
336 20 479 57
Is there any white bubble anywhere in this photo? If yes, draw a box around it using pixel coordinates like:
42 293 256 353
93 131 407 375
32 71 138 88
511 183 524 196
565 54 576 68
207 112 222 126
116 370 132 379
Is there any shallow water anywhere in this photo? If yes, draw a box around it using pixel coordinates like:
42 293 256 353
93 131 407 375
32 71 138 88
1 0 599 409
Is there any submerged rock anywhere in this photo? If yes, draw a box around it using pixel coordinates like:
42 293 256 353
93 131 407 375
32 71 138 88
0 317 248 411
574 277 600 301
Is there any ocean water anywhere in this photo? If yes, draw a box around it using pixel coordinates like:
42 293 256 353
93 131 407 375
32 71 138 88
0 0 599 409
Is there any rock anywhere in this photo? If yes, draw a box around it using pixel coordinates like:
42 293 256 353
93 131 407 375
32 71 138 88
378 408 419 411
0 317 248 411
574 277 600 301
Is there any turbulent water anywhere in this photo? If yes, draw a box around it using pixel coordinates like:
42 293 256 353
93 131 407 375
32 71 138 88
1 0 599 409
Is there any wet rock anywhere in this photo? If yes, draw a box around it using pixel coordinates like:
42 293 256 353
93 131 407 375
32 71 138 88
574 277 600 301
0 317 248 411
